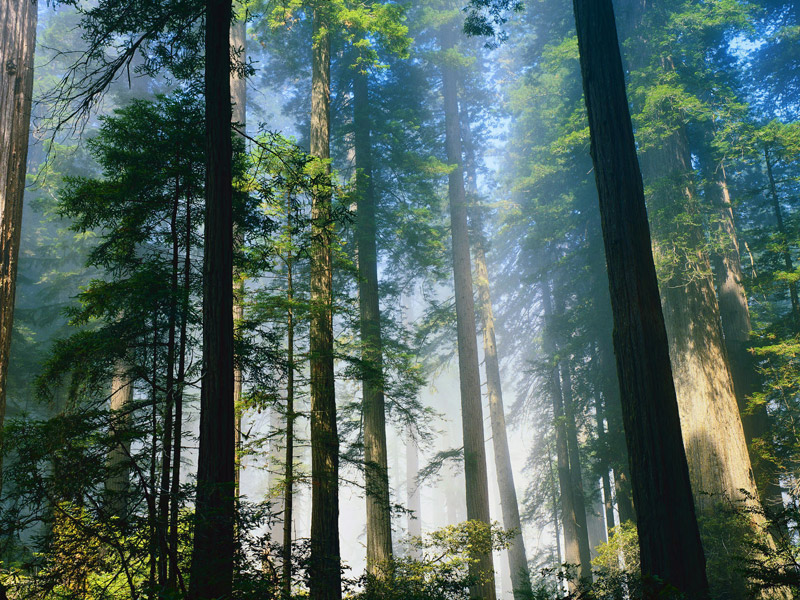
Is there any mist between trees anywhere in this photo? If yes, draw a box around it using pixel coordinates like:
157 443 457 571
1 0 800 599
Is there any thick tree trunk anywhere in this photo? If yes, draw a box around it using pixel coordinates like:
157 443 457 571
702 151 782 510
460 103 531 599
560 360 593 581
188 0 236 597
571 0 710 596
105 364 133 520
541 283 589 588
0 0 37 493
308 4 341 599
353 66 393 578
230 9 246 497
439 24 496 600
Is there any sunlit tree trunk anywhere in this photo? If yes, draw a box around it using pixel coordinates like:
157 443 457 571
571 0 710 595
460 104 531 598
308 3 341 598
0 0 37 494
353 65 393 578
230 6 246 497
105 364 133 520
406 431 422 559
439 23 496 600
188 0 236 596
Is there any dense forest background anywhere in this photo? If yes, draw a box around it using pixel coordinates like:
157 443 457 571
1 0 799 598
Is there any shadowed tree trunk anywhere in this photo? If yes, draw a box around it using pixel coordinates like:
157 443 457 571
460 103 531 598
308 3 341 598
353 65 393 579
106 364 133 520
0 0 37 494
188 0 236 596
282 196 295 600
439 22 496 600
571 0 710 596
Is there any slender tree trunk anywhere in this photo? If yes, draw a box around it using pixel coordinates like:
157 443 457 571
149 324 159 597
106 364 133 520
168 192 191 590
547 448 562 572
0 0 37 494
594 395 616 537
158 176 181 590
231 7 246 497
560 360 592 581
309 4 341 598
188 0 236 596
541 283 588 588
439 23 496 600
702 150 782 510
353 65 393 578
460 104 531 598
765 147 799 324
282 200 295 600
571 1 710 596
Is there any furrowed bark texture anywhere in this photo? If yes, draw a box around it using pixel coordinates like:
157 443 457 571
309 4 341 599
461 104 531 599
188 0 236 597
0 0 37 493
353 66 393 577
571 0 710 596
440 25 496 600
230 10 246 496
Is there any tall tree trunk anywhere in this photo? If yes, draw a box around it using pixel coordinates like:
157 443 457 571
594 393 616 537
765 146 800 324
309 3 341 599
702 150 782 510
168 192 191 591
571 0 710 596
541 282 589 587
353 65 393 578
0 0 37 494
460 104 531 599
282 199 295 600
406 431 422 560
439 23 496 600
560 359 592 581
188 0 236 596
230 7 246 498
106 364 133 520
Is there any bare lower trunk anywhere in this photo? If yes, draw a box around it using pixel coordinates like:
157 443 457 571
0 0 37 494
308 4 341 598
353 66 393 578
282 210 295 599
106 364 133 520
188 0 236 596
460 102 531 599
406 432 422 559
439 23 496 600
571 0 710 594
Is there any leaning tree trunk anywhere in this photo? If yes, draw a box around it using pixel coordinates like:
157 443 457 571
439 23 496 600
230 7 246 497
353 65 393 578
460 103 531 598
571 0 710 596
308 3 341 599
0 0 37 494
188 0 236 597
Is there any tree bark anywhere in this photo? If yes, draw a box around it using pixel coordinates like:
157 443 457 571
460 103 531 598
439 23 496 600
105 364 133 520
353 65 393 578
406 431 422 559
0 0 37 494
309 3 341 598
282 199 295 600
188 0 236 596
230 7 246 498
571 0 710 596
